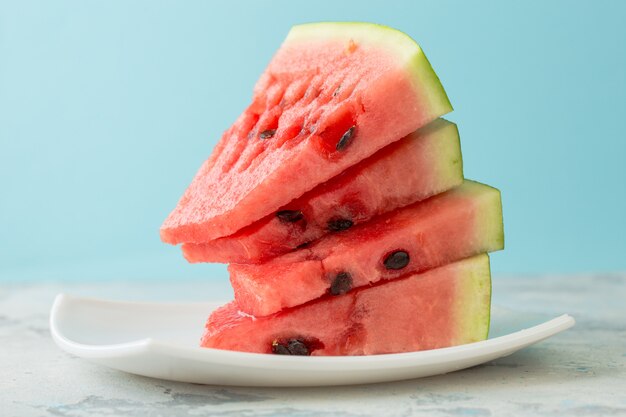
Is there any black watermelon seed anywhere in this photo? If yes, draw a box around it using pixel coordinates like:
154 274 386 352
330 272 352 296
383 250 410 270
259 129 277 140
336 126 356 151
287 339 310 355
327 218 354 232
296 241 310 249
271 341 290 355
271 339 311 356
276 210 304 223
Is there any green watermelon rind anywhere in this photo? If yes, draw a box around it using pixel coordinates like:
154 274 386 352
441 179 501 343
451 180 505 253
444 180 504 341
455 254 492 342
285 22 453 118
474 182 505 252
425 119 464 190
451 182 501 341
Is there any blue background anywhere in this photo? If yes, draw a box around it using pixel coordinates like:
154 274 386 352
1 1 625 282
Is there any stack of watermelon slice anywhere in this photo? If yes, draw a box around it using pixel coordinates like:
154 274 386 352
161 22 504 356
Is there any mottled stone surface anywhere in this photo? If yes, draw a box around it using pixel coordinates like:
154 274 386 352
1 274 625 417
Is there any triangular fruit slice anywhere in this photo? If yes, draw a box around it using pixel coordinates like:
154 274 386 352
202 254 491 356
229 180 503 317
161 22 452 244
182 118 463 264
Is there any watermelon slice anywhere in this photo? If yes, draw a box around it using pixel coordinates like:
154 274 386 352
229 180 503 317
201 254 491 355
161 22 452 245
182 118 463 264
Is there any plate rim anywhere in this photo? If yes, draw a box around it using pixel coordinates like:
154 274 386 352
50 293 576 368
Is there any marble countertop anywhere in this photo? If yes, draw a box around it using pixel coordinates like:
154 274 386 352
1 273 625 417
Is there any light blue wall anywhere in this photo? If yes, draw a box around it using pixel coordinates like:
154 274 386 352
1 1 625 282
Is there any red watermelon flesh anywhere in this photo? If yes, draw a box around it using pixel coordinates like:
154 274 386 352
182 118 463 264
229 180 503 317
161 23 452 245
201 254 491 356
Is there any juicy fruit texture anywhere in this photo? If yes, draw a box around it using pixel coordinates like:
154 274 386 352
201 254 492 356
182 118 463 263
161 22 452 245
229 180 504 317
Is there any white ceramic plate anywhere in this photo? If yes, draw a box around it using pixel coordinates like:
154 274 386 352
49 294 574 387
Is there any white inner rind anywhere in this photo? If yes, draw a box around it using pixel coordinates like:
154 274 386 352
284 22 452 116
450 180 505 253
285 22 424 62
454 254 492 342
425 120 463 186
